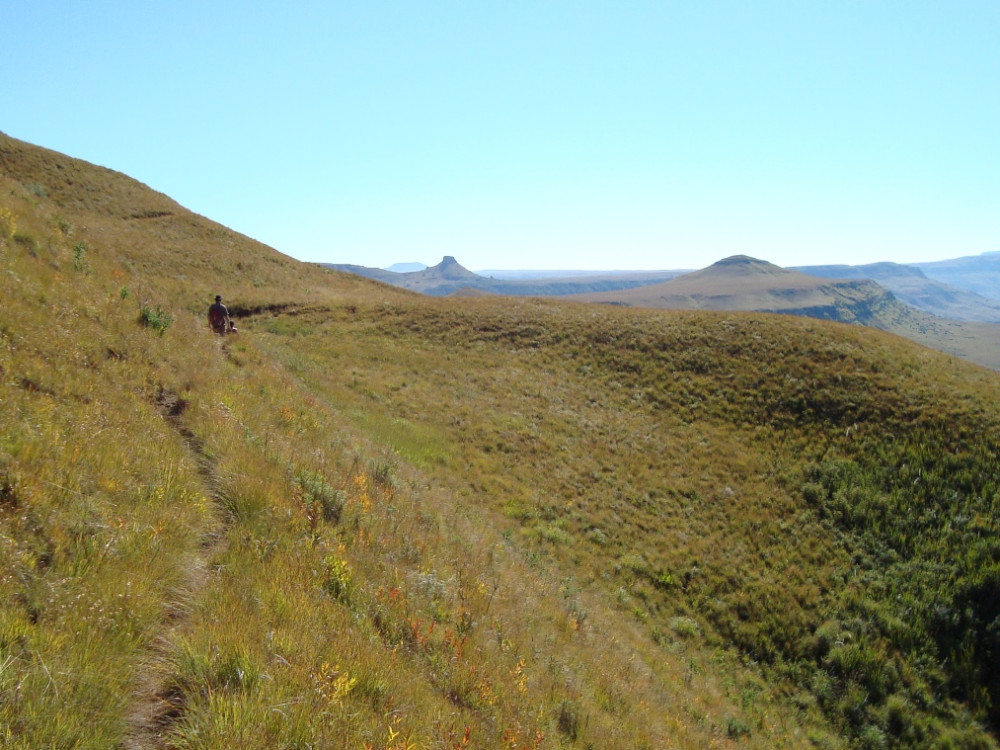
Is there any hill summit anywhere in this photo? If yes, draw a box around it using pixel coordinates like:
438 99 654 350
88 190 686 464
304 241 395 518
701 254 790 275
674 254 818 288
419 254 480 283
578 253 902 321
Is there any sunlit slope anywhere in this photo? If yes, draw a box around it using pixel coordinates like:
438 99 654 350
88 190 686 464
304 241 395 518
2 133 841 748
250 294 1000 748
2 132 999 748
0 132 379 312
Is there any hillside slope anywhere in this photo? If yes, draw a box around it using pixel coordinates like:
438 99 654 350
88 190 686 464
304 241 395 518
574 255 1000 371
574 256 909 319
916 251 1000 302
3 134 1000 749
2 133 819 748
579 255 912 318
798 262 1000 323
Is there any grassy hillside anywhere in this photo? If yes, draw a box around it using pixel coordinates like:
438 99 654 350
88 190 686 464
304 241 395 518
574 256 1000 371
2 133 1000 749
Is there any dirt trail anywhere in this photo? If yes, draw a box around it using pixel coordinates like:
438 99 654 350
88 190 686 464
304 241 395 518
120 388 228 750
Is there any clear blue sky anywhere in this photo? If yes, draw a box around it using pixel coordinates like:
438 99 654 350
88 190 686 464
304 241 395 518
4 1 998 271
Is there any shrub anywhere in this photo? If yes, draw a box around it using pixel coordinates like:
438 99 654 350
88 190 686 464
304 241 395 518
669 616 701 639
296 472 344 524
857 723 887 750
323 556 353 604
585 527 608 546
214 647 263 694
138 303 172 334
13 232 36 255
725 715 752 739
72 242 88 272
368 453 397 489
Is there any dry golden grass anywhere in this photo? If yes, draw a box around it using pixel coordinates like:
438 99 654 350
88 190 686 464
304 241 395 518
3 132 1000 749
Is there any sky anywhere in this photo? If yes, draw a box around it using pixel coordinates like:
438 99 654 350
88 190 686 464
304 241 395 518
3 2 998 271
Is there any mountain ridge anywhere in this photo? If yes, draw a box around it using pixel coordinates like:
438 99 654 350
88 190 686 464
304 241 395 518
915 251 1000 301
797 261 1000 322
344 251 1000 323
323 257 685 296
573 255 1000 370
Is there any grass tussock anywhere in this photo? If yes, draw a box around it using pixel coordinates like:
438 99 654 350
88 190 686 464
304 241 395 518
2 132 1000 748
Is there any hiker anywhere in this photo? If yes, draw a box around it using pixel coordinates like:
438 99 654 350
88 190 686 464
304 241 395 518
208 295 232 334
